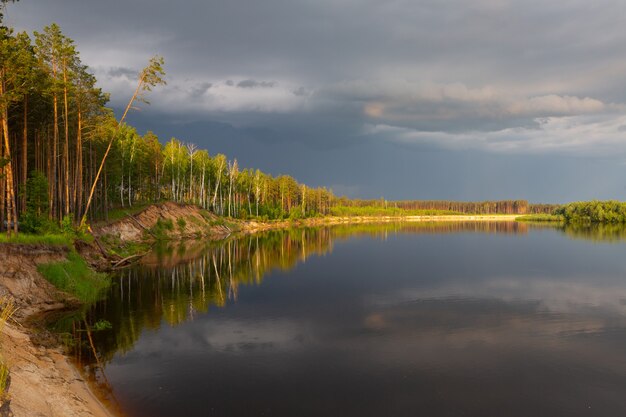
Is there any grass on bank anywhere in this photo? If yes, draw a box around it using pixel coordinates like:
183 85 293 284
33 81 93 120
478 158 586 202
515 214 563 222
37 251 110 304
0 233 73 246
101 202 153 224
99 233 151 258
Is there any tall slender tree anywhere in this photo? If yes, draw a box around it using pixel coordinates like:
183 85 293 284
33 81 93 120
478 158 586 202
81 55 165 228
1 26 32 234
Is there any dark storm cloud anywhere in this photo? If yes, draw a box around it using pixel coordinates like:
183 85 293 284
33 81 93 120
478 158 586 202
107 66 137 79
7 0 626 200
189 82 212 98
237 79 276 89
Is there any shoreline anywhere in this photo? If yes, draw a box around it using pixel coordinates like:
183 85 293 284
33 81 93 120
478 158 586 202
236 214 521 235
0 212 522 417
0 243 115 417
1 322 114 417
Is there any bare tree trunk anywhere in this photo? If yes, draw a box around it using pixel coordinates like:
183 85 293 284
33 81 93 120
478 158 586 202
47 127 52 218
75 107 83 219
228 170 232 217
52 79 58 220
176 142 181 202
199 162 204 208
120 158 125 208
1 95 17 235
21 95 27 214
0 119 5 232
63 61 70 217
128 162 132 207
212 161 223 212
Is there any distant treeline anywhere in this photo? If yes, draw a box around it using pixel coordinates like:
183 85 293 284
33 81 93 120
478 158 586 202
556 201 626 223
334 198 559 215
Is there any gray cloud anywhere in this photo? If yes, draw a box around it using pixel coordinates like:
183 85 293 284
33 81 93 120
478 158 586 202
237 79 276 89
189 82 212 98
293 87 308 96
107 66 137 79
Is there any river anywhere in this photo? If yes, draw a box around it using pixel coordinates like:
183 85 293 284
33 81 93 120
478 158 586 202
59 222 626 416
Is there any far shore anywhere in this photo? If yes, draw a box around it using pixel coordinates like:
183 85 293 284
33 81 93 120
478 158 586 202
378 214 519 222
237 214 522 235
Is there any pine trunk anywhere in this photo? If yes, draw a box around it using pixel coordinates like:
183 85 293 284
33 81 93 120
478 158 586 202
21 95 27 214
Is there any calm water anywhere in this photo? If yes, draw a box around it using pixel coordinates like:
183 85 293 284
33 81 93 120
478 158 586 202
65 222 626 417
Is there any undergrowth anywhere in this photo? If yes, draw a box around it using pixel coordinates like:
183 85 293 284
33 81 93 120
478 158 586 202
0 233 72 246
37 252 110 304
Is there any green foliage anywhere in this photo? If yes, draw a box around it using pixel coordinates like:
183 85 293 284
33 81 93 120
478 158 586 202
561 222 626 243
37 251 110 303
515 214 563 222
176 217 187 232
137 55 166 103
102 203 152 224
19 171 51 233
0 233 71 246
61 214 74 234
0 362 8 401
289 207 304 220
555 201 626 224
92 319 112 331
150 218 174 240
99 233 149 258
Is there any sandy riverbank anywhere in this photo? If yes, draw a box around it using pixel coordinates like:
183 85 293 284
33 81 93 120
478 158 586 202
1 323 114 417
92 202 522 248
238 214 521 235
0 244 114 417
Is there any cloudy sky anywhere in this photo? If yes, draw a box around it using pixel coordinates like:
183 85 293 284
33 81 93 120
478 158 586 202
6 0 626 202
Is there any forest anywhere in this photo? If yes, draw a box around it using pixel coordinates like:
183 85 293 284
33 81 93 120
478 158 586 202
556 201 626 223
0 19 557 237
0 21 341 236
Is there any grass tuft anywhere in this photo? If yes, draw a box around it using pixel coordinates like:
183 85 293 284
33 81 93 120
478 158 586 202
37 252 110 304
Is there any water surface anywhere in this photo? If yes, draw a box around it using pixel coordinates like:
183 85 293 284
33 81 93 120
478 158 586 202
68 222 626 416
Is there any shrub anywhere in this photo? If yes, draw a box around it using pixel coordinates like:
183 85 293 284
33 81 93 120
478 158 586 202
289 207 304 220
151 218 174 240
